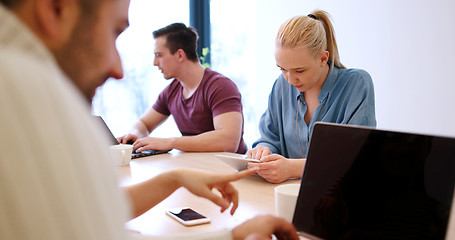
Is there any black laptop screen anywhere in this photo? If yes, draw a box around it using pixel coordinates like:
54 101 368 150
293 123 455 240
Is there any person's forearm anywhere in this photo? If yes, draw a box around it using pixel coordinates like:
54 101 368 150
125 170 181 218
130 120 151 138
290 158 306 179
170 130 240 152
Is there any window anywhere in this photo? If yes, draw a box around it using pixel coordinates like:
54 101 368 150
92 0 262 147
92 0 189 138
210 0 259 145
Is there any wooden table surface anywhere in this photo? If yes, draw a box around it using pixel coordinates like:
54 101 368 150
118 150 299 236
117 150 455 239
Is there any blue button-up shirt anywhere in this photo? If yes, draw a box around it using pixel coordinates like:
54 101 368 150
253 66 376 158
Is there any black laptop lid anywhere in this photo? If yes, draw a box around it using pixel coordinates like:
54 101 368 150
293 122 455 240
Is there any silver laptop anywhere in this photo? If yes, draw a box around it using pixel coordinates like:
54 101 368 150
94 116 169 159
293 122 455 240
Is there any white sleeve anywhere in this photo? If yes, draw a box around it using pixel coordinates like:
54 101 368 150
0 47 131 240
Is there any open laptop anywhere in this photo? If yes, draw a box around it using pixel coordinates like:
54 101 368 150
94 116 169 159
293 122 455 240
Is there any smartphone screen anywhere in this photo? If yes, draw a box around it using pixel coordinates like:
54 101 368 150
169 208 206 220
166 207 210 226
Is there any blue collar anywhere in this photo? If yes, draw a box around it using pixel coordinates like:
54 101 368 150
318 65 339 102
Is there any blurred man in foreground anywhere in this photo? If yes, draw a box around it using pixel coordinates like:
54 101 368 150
0 0 298 239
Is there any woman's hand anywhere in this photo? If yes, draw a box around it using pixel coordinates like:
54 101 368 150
248 154 305 183
247 145 272 160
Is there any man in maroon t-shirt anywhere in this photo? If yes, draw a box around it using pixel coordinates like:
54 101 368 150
118 23 247 154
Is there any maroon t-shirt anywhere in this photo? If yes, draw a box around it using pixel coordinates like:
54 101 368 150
153 68 247 153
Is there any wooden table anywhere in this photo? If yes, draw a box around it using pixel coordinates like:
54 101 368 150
118 151 300 236
118 150 455 239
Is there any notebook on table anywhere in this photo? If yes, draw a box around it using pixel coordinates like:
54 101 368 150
293 122 455 240
94 116 169 159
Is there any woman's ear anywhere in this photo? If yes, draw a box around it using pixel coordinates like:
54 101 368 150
35 0 79 48
320 50 329 67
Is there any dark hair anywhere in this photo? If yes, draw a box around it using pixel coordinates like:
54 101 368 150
0 0 21 7
153 23 199 62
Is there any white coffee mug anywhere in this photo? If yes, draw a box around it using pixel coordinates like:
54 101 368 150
274 183 300 222
109 144 133 166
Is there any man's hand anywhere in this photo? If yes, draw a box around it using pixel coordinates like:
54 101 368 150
117 133 139 144
133 136 173 152
232 215 299 240
126 167 258 218
174 168 259 215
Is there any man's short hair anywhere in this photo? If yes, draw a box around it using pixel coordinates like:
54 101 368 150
0 0 21 7
153 23 199 62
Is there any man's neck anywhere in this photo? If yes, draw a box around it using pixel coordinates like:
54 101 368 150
177 62 206 92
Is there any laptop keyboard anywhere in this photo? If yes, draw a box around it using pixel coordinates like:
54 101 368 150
131 149 169 159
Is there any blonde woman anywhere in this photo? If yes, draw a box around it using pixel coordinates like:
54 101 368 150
247 10 376 183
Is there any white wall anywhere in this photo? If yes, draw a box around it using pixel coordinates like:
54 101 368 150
254 0 455 137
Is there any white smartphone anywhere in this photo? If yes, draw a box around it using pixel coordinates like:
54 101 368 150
166 207 211 226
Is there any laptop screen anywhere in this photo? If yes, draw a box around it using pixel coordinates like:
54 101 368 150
293 123 455 239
